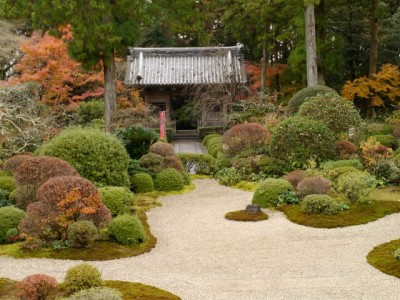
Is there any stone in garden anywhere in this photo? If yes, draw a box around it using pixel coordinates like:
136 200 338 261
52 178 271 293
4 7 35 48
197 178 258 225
245 204 261 214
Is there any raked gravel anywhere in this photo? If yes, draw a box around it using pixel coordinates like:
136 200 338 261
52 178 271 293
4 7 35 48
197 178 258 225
1 179 400 299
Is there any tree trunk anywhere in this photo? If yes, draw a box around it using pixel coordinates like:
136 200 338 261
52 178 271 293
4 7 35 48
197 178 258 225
103 54 116 133
369 0 379 78
305 4 318 87
316 0 326 85
261 24 267 95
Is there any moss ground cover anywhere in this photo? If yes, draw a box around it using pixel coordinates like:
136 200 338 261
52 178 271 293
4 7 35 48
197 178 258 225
278 201 400 228
371 187 400 202
367 239 400 278
0 278 181 299
224 210 268 222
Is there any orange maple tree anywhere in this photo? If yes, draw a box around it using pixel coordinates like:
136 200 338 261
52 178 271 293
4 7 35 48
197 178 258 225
244 61 288 93
10 31 104 106
342 64 400 108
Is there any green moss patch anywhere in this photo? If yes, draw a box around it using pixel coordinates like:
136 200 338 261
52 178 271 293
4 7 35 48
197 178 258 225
232 181 258 192
0 278 17 298
278 201 400 228
371 187 400 202
225 210 268 222
106 280 181 300
367 239 400 278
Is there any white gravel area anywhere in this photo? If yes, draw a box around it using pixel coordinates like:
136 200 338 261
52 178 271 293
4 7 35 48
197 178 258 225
1 179 400 299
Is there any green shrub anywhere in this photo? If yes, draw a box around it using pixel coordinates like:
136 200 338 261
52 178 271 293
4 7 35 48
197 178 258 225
0 188 11 208
214 167 245 186
0 206 26 244
108 214 146 245
258 156 288 176
320 159 364 171
98 187 136 217
181 172 191 185
149 141 175 157
206 136 222 158
37 128 130 187
199 126 226 140
64 263 104 295
0 176 15 192
252 178 294 208
215 152 232 169
130 173 154 193
116 125 158 159
301 194 341 215
269 117 336 168
127 159 149 176
298 93 362 137
394 248 400 260
139 153 164 172
337 171 378 203
154 168 184 191
67 220 98 248
372 159 400 183
66 287 122 300
76 100 104 124
162 155 184 172
177 153 216 175
369 134 398 150
202 133 222 146
17 274 58 300
322 166 361 184
221 123 271 157
286 85 337 114
232 155 261 175
296 176 331 198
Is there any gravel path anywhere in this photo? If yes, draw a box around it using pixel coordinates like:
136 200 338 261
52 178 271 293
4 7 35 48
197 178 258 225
1 179 400 299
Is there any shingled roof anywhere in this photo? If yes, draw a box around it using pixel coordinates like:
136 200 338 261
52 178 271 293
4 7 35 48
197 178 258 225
125 46 247 86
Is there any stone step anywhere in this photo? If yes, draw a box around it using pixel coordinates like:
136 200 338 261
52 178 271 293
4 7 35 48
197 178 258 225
175 130 199 139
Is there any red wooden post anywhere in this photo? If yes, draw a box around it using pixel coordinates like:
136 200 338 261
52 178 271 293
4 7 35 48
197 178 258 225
160 111 166 139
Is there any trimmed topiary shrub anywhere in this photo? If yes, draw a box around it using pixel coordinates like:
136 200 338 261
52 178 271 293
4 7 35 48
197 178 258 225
369 134 398 150
296 176 331 198
66 287 122 300
3 154 33 172
204 135 222 158
108 214 146 245
154 168 184 191
162 155 184 172
116 125 158 159
130 173 154 193
98 187 136 217
269 117 336 168
199 127 226 140
301 194 340 215
67 220 98 248
202 133 222 146
286 85 337 115
0 206 26 244
337 171 377 203
298 93 362 137
64 263 104 295
222 123 271 157
139 153 164 172
17 274 58 300
149 141 175 157
252 178 294 208
37 128 130 187
20 176 111 241
177 153 216 175
322 166 361 185
0 176 15 192
284 169 306 188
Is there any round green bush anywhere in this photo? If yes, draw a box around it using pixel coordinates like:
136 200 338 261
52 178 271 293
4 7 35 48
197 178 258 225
336 171 377 203
322 166 361 185
139 153 164 172
64 263 104 295
252 178 294 208
76 99 104 124
269 117 336 168
298 93 362 137
0 176 15 192
149 141 175 157
37 128 130 187
301 194 340 215
286 85 338 115
154 168 184 191
130 173 154 193
108 214 146 245
0 206 26 243
181 172 191 185
202 133 221 146
369 134 398 150
98 187 136 217
66 287 122 300
67 220 98 248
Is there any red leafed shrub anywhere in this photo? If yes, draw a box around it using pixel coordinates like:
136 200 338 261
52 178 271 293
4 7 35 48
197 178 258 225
3 154 33 172
222 123 271 157
284 169 306 188
20 176 111 240
296 176 331 198
15 156 79 187
17 274 58 300
162 155 184 172
335 140 358 159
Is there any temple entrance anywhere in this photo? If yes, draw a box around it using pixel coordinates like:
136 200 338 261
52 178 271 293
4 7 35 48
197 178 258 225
171 96 198 130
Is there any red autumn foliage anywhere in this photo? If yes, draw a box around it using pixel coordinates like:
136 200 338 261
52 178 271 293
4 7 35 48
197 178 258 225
284 169 306 188
245 61 288 92
9 31 104 106
17 274 58 300
335 140 358 159
296 176 331 198
222 123 271 157
20 176 111 240
3 153 33 172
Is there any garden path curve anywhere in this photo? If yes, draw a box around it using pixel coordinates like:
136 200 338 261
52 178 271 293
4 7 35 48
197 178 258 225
1 179 400 299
